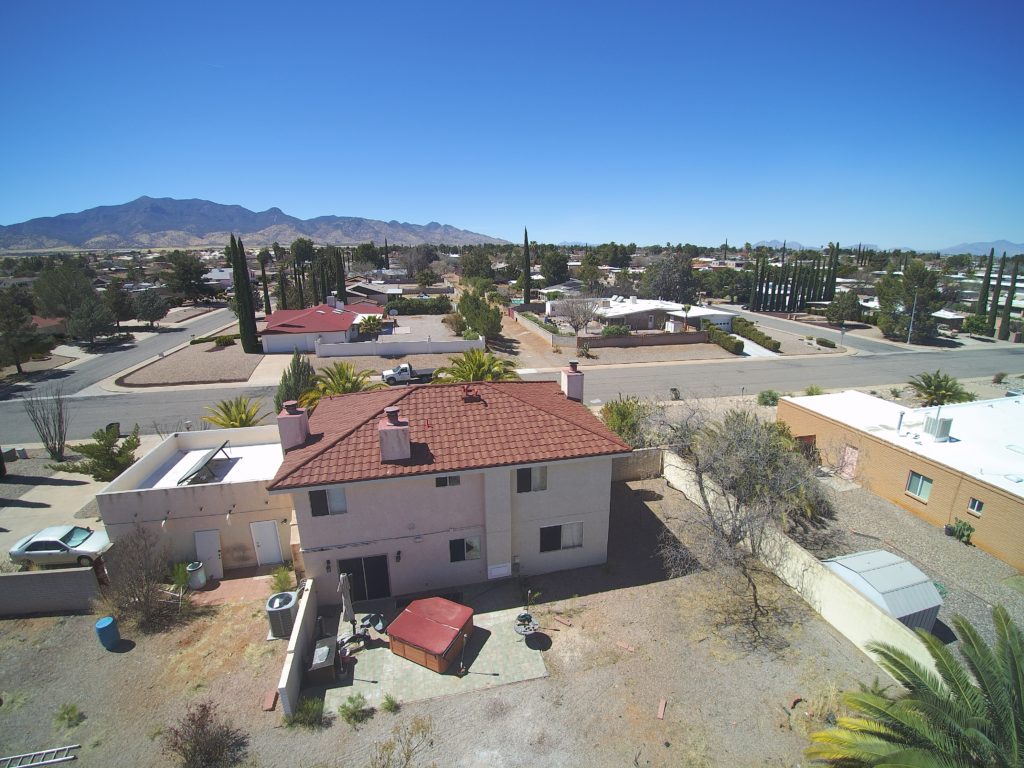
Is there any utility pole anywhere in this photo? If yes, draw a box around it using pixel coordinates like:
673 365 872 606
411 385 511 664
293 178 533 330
906 290 919 345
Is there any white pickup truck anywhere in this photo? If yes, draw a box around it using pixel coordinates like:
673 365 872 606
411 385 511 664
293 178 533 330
381 363 436 385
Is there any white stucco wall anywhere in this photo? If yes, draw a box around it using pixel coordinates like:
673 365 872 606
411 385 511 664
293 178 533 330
262 330 350 354
287 455 617 604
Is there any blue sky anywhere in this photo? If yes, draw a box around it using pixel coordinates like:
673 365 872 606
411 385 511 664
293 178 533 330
1 1 1022 249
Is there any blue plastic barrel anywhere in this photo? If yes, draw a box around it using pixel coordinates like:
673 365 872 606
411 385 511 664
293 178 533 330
95 615 120 650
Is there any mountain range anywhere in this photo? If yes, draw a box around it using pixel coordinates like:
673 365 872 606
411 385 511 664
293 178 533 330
937 240 1024 257
0 197 507 251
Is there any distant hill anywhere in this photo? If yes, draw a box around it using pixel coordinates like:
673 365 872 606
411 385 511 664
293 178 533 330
938 240 1024 257
0 196 508 251
753 240 810 251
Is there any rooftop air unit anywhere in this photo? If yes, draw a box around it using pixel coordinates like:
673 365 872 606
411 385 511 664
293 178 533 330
266 591 298 639
924 416 953 443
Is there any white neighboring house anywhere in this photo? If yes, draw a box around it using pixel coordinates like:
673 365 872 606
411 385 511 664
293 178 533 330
261 300 387 354
665 306 735 332
594 296 684 330
266 368 631 605
96 426 292 579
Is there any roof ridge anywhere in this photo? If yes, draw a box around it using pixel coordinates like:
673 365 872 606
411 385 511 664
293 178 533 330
269 388 411 488
488 381 631 450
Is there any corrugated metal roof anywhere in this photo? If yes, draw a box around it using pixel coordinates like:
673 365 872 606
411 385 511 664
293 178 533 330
824 549 942 620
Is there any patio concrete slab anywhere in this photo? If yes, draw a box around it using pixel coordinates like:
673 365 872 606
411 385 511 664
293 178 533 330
322 606 547 710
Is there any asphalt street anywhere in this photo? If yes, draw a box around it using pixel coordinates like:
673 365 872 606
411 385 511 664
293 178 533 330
1 341 1021 445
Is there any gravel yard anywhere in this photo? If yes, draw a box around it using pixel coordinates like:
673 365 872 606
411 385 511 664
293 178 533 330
798 480 1024 647
118 340 263 386
0 480 882 767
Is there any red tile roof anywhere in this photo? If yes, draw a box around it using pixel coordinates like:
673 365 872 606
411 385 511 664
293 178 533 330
263 303 384 335
268 381 631 491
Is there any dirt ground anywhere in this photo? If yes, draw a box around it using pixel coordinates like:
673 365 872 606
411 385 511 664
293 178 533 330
118 339 263 386
0 480 881 767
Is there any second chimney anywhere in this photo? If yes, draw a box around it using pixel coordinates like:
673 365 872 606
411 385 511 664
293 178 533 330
277 401 310 451
561 360 584 402
379 406 411 462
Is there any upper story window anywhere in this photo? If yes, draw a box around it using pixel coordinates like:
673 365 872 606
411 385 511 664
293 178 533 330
435 475 461 488
905 471 933 502
516 466 547 493
310 488 348 516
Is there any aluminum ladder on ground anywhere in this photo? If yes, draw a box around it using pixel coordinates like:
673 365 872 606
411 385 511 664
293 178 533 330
0 745 80 767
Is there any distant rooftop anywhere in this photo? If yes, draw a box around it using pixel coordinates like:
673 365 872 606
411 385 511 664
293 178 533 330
783 390 1024 498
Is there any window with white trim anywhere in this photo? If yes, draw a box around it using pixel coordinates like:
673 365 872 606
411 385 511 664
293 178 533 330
516 466 547 493
435 475 461 488
539 522 583 553
310 488 347 516
449 536 481 562
967 497 984 517
905 471 933 501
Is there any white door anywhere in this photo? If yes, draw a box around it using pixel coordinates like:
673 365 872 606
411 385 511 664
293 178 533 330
194 529 224 580
250 520 283 567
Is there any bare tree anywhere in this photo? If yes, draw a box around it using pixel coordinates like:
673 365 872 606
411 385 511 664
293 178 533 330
102 524 175 631
659 403 834 628
22 384 72 460
553 297 599 335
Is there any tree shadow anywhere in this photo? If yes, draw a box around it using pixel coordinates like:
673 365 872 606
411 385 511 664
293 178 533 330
0 498 50 509
2 474 89 487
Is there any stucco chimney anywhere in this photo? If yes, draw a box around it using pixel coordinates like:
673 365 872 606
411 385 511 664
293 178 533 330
326 295 337 308
561 360 584 402
277 401 310 451
379 407 411 462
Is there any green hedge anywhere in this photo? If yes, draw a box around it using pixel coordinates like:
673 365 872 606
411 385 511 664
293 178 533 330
703 321 744 354
601 324 631 337
816 337 836 348
385 295 452 315
732 317 782 352
521 312 560 334
190 333 242 345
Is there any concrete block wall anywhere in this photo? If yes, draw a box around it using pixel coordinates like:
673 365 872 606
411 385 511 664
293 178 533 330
612 448 661 481
277 578 318 717
0 568 99 617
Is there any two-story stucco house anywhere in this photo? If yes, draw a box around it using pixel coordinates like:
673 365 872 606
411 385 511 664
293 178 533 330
267 370 631 605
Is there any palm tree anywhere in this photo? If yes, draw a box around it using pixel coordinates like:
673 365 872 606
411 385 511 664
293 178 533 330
433 349 519 383
682 304 691 331
297 361 386 410
907 370 976 406
203 396 268 428
358 314 383 339
807 605 1023 767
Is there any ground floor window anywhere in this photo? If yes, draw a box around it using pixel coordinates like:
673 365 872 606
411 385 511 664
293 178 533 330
906 471 933 501
539 522 583 553
967 497 984 517
449 536 481 562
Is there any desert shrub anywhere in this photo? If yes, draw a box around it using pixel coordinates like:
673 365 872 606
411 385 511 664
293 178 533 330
213 336 235 347
600 395 655 448
816 337 836 348
162 700 249 768
805 385 824 396
284 697 327 729
55 703 85 729
367 716 434 768
190 333 241 345
757 390 781 406
442 312 467 335
521 312 559 334
102 524 176 631
889 387 903 399
952 517 975 545
270 565 293 593
993 372 1007 384
600 324 631 337
338 693 373 725
462 330 480 340
380 693 400 714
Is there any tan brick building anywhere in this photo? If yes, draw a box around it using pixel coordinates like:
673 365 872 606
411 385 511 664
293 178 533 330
777 391 1024 571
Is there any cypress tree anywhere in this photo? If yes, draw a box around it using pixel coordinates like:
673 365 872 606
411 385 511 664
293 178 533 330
825 242 838 301
277 266 289 310
749 257 760 309
334 247 347 304
232 236 259 354
293 260 304 309
309 252 320 304
987 253 1007 336
977 248 995 314
998 256 1019 341
383 238 389 269
522 228 532 304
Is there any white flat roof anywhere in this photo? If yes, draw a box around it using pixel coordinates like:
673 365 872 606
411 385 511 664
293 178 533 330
666 306 735 319
596 298 683 318
140 443 284 489
783 390 1024 498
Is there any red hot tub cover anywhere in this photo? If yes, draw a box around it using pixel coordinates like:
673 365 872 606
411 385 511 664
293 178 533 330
386 597 474 656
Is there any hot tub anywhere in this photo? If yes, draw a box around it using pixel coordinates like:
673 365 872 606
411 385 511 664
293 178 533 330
386 597 474 673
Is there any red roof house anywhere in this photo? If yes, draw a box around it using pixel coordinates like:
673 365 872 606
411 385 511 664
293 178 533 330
261 302 386 354
268 375 631 604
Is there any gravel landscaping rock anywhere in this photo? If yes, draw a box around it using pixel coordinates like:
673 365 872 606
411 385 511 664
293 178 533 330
118 341 263 386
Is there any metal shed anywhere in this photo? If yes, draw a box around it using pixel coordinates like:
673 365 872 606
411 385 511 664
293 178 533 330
823 550 943 633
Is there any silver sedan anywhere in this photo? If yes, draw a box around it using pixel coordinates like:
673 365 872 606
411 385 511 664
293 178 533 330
9 525 112 568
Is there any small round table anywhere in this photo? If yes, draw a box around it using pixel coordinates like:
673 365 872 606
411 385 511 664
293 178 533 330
514 613 539 639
